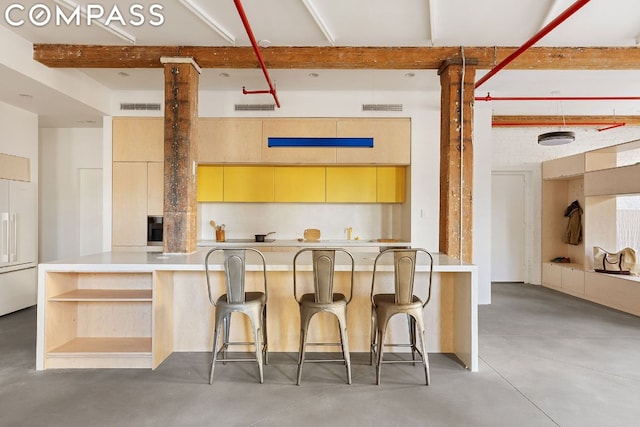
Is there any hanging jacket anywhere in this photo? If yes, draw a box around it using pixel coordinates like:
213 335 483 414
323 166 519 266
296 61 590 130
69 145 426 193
563 200 583 245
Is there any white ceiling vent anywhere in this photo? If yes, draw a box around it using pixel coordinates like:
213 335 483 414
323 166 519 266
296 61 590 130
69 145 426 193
362 104 403 112
120 103 162 111
235 104 276 111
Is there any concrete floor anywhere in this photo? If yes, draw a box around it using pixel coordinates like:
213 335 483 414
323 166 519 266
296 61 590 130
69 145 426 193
2 283 640 426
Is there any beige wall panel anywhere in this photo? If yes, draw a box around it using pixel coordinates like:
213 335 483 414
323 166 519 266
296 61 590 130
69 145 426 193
198 118 262 163
542 153 584 179
113 162 148 246
113 117 164 162
585 163 640 196
336 118 410 164
262 118 337 163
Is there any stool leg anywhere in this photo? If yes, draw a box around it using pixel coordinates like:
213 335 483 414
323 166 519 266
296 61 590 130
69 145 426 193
222 313 231 364
250 314 264 384
376 320 389 385
370 310 377 366
408 314 417 365
414 314 430 386
296 309 312 386
210 313 223 384
336 309 352 385
262 304 268 365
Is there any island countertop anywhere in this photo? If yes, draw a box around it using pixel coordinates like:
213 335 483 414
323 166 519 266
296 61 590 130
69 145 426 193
40 249 476 273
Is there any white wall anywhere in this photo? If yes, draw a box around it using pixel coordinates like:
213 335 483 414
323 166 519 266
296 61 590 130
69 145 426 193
0 102 38 166
39 128 103 262
491 124 640 285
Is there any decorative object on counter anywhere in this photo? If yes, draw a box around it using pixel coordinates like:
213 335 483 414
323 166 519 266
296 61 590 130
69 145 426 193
204 248 268 384
563 200 583 245
550 256 571 263
346 226 353 240
293 248 355 385
303 228 320 242
370 248 434 386
254 232 275 242
593 246 637 275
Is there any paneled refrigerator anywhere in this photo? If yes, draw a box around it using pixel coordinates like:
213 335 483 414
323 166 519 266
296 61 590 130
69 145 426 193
0 178 37 315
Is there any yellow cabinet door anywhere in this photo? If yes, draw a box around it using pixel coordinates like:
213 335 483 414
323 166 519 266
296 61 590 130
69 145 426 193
197 165 223 202
224 166 275 202
377 167 406 203
326 167 377 203
274 167 326 202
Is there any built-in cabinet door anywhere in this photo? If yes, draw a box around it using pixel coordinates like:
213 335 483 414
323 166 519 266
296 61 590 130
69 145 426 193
336 118 410 165
147 162 164 216
9 180 37 265
262 119 337 164
223 166 275 202
377 167 405 203
113 162 148 246
198 118 262 163
326 167 377 203
197 165 224 202
274 167 326 202
113 118 164 162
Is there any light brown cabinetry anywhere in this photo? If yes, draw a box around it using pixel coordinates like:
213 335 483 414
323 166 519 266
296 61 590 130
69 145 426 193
198 118 262 163
113 117 163 162
113 162 164 248
336 118 410 165
541 139 640 316
113 162 148 247
43 271 173 369
261 118 338 164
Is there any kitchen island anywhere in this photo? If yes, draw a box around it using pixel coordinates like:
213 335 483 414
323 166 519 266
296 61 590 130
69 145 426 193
36 250 477 372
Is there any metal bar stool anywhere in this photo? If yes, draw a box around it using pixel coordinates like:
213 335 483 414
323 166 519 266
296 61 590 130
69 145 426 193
370 248 434 385
204 248 268 384
293 248 355 385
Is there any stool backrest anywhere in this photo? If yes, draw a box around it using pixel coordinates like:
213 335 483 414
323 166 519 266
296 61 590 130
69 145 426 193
372 248 434 308
312 250 336 304
294 248 355 304
204 248 267 306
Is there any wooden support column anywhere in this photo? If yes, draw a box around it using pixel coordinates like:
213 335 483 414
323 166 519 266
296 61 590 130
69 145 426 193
438 58 477 263
161 57 200 253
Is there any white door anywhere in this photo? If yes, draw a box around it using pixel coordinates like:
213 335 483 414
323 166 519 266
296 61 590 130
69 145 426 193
491 173 525 282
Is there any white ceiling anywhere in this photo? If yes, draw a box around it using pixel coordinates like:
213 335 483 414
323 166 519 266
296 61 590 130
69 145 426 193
2 0 640 127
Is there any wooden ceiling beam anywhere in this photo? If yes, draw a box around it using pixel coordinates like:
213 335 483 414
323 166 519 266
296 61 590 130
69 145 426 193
33 45 640 70
493 115 640 127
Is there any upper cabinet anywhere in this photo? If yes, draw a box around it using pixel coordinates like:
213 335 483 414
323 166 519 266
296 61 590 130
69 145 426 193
113 118 164 162
336 118 410 165
198 118 262 163
261 119 337 164
274 167 326 202
326 167 377 203
223 166 275 203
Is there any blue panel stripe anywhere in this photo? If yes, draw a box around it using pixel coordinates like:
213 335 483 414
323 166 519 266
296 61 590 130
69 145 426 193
268 137 374 147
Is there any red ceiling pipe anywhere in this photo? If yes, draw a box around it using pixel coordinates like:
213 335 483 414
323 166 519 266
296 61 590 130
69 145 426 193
477 93 640 102
233 0 281 108
475 0 591 89
493 121 625 127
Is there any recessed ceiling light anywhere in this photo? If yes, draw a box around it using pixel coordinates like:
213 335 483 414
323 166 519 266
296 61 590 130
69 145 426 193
18 93 33 98
405 72 415 78
309 73 319 78
118 71 130 77
219 72 230 78
258 39 271 48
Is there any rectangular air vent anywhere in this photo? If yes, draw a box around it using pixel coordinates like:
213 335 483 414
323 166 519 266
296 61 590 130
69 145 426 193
120 103 162 111
235 104 276 111
362 104 403 112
